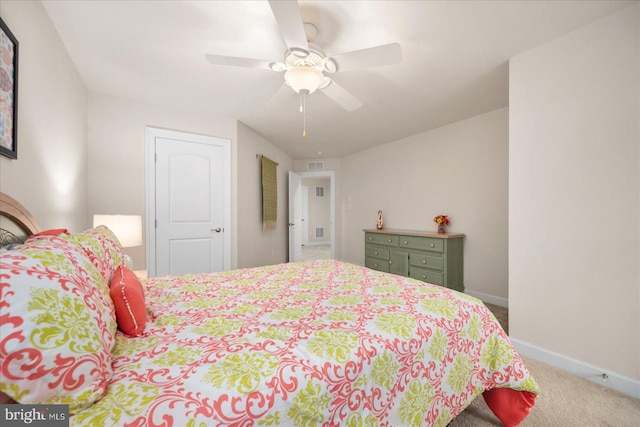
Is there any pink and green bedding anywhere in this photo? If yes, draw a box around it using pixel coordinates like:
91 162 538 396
1 229 538 426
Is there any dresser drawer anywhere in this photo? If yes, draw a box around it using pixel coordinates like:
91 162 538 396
365 256 390 272
409 266 444 286
364 229 464 292
365 246 389 259
399 236 444 253
409 252 444 271
365 232 398 247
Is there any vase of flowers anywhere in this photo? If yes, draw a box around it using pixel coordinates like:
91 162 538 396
434 215 449 234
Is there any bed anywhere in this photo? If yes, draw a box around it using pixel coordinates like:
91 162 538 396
0 192 538 426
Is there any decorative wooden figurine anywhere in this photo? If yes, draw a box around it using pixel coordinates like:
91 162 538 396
376 210 384 230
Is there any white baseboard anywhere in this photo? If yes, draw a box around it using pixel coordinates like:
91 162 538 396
464 289 509 308
511 338 640 399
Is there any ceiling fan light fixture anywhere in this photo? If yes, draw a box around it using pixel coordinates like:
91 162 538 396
285 66 324 94
318 77 331 90
289 47 309 59
322 57 338 73
269 62 287 72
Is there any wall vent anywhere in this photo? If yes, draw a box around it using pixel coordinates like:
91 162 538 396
315 186 325 197
315 227 324 238
307 161 324 171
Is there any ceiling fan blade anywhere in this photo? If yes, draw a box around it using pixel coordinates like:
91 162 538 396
268 0 309 52
321 80 363 111
205 54 273 70
331 43 402 72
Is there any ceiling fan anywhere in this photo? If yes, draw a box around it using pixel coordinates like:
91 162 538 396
204 0 402 115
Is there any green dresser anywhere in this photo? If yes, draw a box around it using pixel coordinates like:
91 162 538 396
364 229 464 292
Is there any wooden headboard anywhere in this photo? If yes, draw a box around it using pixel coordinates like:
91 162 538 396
0 192 42 245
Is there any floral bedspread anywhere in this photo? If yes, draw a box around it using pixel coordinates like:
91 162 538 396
72 260 538 426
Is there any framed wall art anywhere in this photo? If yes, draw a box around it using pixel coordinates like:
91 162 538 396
0 17 18 159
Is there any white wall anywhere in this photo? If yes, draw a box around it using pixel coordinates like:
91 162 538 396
510 4 639 388
236 122 292 268
0 1 88 231
87 93 238 269
340 108 509 303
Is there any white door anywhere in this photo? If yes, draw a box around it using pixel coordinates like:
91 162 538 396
288 171 302 262
146 128 230 277
301 186 309 246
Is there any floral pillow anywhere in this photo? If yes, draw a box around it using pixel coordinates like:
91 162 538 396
0 236 117 414
62 226 125 286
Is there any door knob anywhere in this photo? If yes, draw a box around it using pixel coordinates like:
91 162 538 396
289 222 295 226
212 228 222 233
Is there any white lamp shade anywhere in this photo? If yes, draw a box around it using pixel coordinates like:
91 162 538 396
285 66 324 94
93 214 142 248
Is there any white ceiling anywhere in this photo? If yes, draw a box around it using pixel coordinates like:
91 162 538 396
42 0 635 159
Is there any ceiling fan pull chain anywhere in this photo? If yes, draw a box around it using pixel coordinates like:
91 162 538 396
303 93 307 138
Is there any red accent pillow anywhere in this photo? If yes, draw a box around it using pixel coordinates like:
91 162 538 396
30 228 70 237
26 229 70 244
110 265 147 336
0 391 17 404
483 388 537 427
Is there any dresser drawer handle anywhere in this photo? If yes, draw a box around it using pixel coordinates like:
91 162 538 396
422 275 427 279
374 251 378 255
388 260 393 265
403 240 408 245
388 239 392 243
374 263 379 268
422 260 427 264
429 243 435 248
369 237 373 240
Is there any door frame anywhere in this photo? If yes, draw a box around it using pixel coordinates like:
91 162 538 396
145 126 231 276
301 186 309 246
288 171 302 262
290 170 336 260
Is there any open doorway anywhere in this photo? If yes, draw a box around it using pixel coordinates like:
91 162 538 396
288 170 335 261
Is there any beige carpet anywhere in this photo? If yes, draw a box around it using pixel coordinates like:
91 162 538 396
451 303 640 426
451 356 640 426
